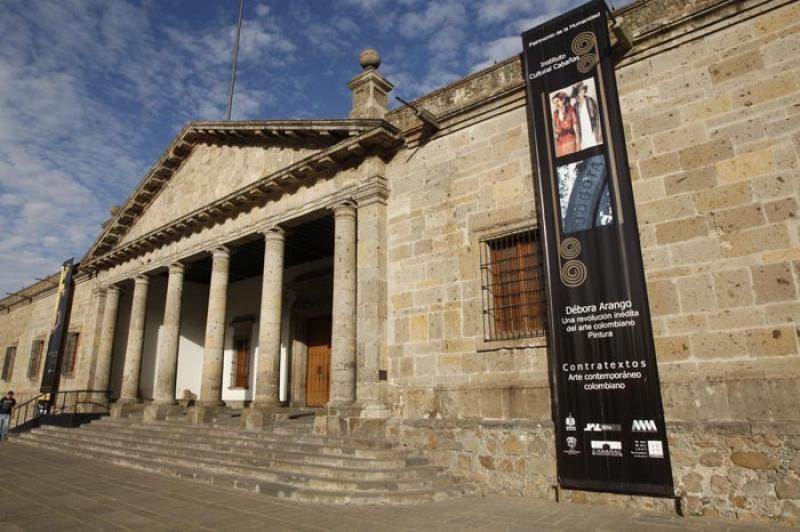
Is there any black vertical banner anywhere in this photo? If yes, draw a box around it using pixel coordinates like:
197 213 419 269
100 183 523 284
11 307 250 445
40 259 76 395
522 1 674 496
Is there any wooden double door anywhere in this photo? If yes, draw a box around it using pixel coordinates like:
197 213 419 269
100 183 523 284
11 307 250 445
305 316 331 407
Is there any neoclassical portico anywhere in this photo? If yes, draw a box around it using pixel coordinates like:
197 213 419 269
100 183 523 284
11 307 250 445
99 195 385 424
84 53 398 427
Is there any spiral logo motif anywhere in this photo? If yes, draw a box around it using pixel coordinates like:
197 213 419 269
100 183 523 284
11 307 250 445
571 31 597 55
561 260 587 287
571 31 598 73
577 53 598 73
559 237 581 260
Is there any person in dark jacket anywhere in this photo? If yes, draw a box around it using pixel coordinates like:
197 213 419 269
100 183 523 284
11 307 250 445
572 81 602 150
0 391 15 440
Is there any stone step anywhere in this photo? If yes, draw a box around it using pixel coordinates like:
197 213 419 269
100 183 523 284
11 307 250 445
33 426 423 470
28 427 434 478
14 437 476 505
18 432 447 492
93 417 397 451
69 422 402 459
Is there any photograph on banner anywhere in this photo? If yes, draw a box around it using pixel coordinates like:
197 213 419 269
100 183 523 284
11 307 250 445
556 154 614 234
549 76 603 158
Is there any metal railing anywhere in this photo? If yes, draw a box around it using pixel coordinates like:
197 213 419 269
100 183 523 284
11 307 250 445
12 389 111 432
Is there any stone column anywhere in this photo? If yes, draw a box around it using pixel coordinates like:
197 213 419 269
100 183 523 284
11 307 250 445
76 286 107 410
199 247 230 405
355 175 390 417
329 202 358 406
254 227 285 406
119 275 150 403
93 285 120 395
152 263 184 405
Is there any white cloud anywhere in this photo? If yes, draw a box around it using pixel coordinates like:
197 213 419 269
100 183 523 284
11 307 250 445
0 0 299 295
476 0 580 25
476 0 534 24
470 36 522 72
397 1 467 39
0 0 618 297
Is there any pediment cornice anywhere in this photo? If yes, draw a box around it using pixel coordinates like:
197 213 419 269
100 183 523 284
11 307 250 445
82 120 403 272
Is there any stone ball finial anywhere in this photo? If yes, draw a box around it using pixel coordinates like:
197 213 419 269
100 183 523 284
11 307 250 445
359 48 381 70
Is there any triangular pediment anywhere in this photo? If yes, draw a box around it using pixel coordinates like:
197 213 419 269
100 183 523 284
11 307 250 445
82 120 402 271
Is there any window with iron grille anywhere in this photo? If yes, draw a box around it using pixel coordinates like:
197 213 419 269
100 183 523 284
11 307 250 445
480 228 547 341
62 332 80 377
27 339 44 379
2 346 16 381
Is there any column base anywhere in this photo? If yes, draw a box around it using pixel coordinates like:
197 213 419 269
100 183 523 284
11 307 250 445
313 405 388 438
241 403 283 429
187 403 225 425
109 401 144 419
143 402 181 423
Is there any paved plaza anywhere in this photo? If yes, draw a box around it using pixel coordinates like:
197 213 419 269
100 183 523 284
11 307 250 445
0 442 792 531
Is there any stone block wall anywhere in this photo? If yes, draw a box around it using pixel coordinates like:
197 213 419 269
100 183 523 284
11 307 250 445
384 102 550 418
384 0 800 421
622 0 800 380
0 277 98 404
389 418 800 525
383 0 800 523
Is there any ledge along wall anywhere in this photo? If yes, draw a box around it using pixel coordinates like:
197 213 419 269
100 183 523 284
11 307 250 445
382 0 800 524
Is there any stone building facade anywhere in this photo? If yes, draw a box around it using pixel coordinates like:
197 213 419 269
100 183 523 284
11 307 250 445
0 0 798 524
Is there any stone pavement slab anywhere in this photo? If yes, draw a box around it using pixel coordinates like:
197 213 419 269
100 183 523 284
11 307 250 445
0 442 793 531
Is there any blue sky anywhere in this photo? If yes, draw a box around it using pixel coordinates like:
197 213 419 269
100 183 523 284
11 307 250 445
0 0 631 295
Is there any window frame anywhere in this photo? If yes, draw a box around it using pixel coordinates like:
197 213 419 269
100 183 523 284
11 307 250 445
2 345 17 381
479 226 548 344
27 338 45 380
61 331 80 378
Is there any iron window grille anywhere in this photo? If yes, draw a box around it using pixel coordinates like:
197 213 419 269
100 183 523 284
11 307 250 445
480 228 547 341
2 346 16 381
27 339 44 379
62 332 80 377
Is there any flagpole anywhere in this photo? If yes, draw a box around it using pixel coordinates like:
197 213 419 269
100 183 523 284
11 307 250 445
225 0 245 121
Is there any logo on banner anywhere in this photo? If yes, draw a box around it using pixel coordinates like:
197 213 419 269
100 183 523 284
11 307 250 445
631 439 665 459
590 440 622 457
565 436 580 455
571 31 599 73
648 441 665 458
584 422 621 432
632 419 658 433
565 413 577 431
559 238 587 288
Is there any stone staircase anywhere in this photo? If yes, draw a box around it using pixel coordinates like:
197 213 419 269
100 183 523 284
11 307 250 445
14 414 478 505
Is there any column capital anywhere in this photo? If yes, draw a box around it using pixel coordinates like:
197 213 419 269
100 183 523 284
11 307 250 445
262 226 286 241
332 201 357 218
168 263 185 275
133 275 149 285
354 176 389 207
211 246 230 259
106 285 121 295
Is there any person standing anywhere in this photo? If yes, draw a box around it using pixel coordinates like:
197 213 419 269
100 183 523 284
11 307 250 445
0 391 15 441
572 82 602 150
551 92 578 157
